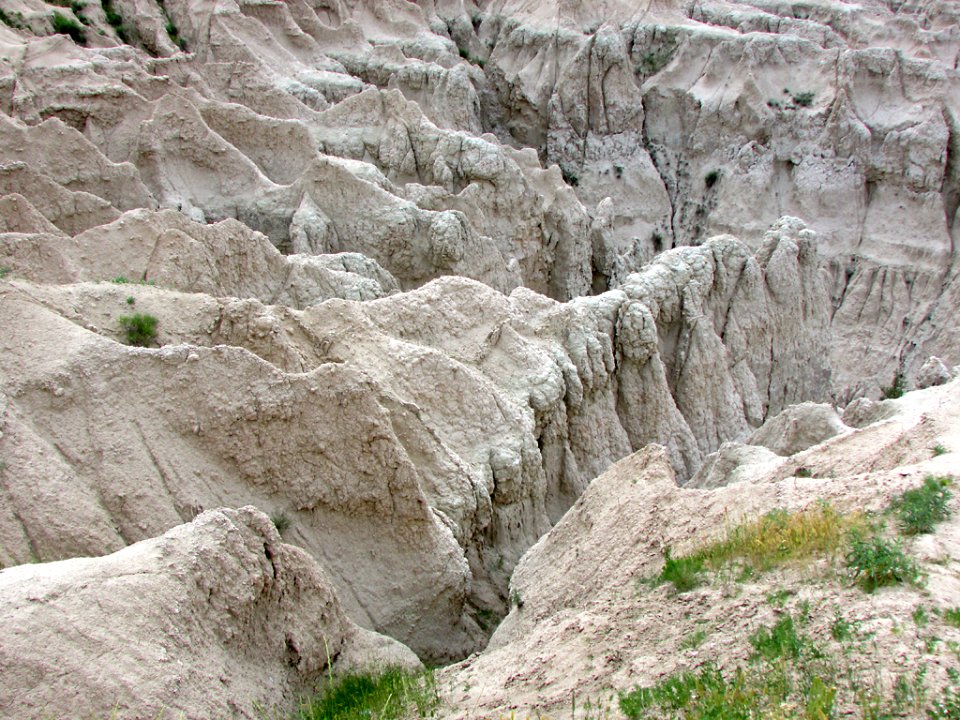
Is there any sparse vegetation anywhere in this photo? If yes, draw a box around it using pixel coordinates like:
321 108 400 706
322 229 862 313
830 609 857 642
795 467 814 478
295 668 439 720
943 608 960 628
934 444 949 457
680 628 708 649
704 169 720 189
560 166 580 187
111 276 155 285
0 8 19 28
51 11 87 45
881 371 906 399
100 0 129 43
652 503 864 591
845 528 920 592
118 313 159 347
271 511 292 535
659 548 704 592
892 475 953 535
749 612 802 661
792 91 815 107
126 296 135 305
0 266 10 279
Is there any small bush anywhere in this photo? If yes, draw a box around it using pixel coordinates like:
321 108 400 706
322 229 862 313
271 511 291 535
100 0 129 42
0 266 10 278
118 313 159 347
845 529 920 592
750 613 803 661
793 91 815 107
296 668 438 720
893 475 953 535
795 467 814 478
704 169 720 188
934 444 949 457
51 12 86 44
881 372 906 399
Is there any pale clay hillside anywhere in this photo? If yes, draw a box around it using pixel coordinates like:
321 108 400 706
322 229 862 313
0 0 957 718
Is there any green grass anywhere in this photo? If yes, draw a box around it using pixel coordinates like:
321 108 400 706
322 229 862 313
118 313 159 347
792 91 815 107
51 11 86 44
680 629 708 650
933 444 949 457
830 609 857 642
0 266 10 278
845 529 920 592
750 613 802 661
943 608 960 628
295 668 438 720
619 662 836 720
893 475 953 535
659 548 704 592
652 504 866 591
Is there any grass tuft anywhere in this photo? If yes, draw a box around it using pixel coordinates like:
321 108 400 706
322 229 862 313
749 613 802 661
296 668 438 720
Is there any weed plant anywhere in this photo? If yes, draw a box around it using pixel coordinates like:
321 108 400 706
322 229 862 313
893 475 952 535
844 529 920 592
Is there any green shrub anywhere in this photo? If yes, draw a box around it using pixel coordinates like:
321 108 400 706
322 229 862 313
51 12 86 44
934 444 949 457
118 313 159 347
750 613 803 661
893 475 953 535
704 169 720 188
793 91 815 107
271 511 291 535
943 608 960 628
659 548 703 592
0 266 10 278
845 529 920 592
100 0 128 42
296 668 438 720
881 372 906 399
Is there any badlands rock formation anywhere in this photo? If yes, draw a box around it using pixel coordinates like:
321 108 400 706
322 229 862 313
0 0 957 715
0 505 419 719
439 378 960 718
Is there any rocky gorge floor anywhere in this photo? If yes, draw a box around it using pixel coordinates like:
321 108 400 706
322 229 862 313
0 0 958 718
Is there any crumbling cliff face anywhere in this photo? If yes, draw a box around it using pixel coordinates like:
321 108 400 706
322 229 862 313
0 0 955 686
0 506 419 719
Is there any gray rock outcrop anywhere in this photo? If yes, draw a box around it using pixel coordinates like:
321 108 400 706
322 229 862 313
0 506 418 719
